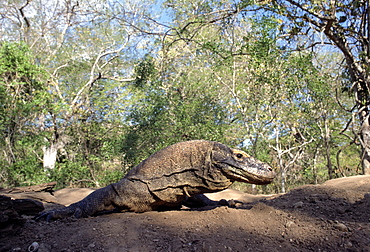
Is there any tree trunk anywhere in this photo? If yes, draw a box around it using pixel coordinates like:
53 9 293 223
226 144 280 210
278 156 286 194
312 146 319 184
0 181 57 193
43 143 58 172
360 115 370 175
39 113 64 174
4 136 16 165
362 153 370 175
281 168 286 194
324 115 334 179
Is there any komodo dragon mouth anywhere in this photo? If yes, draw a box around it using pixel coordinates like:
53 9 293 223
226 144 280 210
219 149 276 185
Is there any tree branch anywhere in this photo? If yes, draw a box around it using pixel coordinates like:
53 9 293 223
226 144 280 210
70 39 129 112
19 0 31 29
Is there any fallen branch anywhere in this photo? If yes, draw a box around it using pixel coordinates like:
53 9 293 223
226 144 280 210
0 181 57 193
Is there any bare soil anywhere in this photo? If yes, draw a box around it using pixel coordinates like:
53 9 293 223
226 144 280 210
2 175 370 252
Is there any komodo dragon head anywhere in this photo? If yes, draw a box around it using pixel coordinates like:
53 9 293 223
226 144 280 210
212 143 275 185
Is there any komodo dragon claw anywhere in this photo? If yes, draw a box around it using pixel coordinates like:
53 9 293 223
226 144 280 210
34 212 55 222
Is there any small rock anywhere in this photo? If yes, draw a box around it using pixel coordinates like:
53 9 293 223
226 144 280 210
38 243 52 252
293 201 303 208
227 199 236 208
344 241 353 248
337 208 345 214
28 242 39 252
285 220 295 228
333 223 348 232
235 202 243 208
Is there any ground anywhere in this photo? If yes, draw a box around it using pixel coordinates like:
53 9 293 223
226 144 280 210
2 175 370 252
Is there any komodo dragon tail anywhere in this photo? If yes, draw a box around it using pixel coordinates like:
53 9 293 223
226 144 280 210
35 184 119 221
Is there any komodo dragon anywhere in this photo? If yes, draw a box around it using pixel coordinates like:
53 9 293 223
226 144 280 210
36 140 275 221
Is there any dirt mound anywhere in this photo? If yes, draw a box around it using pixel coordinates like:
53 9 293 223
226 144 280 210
2 175 370 251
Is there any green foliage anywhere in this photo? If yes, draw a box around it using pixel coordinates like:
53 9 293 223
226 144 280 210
121 54 229 166
0 42 51 187
122 93 229 167
1 152 45 187
134 54 157 88
0 42 49 117
47 121 129 188
50 161 91 188
48 153 125 189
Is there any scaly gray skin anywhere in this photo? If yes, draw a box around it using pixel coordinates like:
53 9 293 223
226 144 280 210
35 140 275 221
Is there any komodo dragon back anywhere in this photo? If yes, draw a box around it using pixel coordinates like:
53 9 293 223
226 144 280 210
35 140 275 221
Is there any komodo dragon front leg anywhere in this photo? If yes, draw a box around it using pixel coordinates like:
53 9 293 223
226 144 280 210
36 140 275 221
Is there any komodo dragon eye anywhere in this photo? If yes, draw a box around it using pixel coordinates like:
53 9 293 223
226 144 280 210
236 153 243 159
